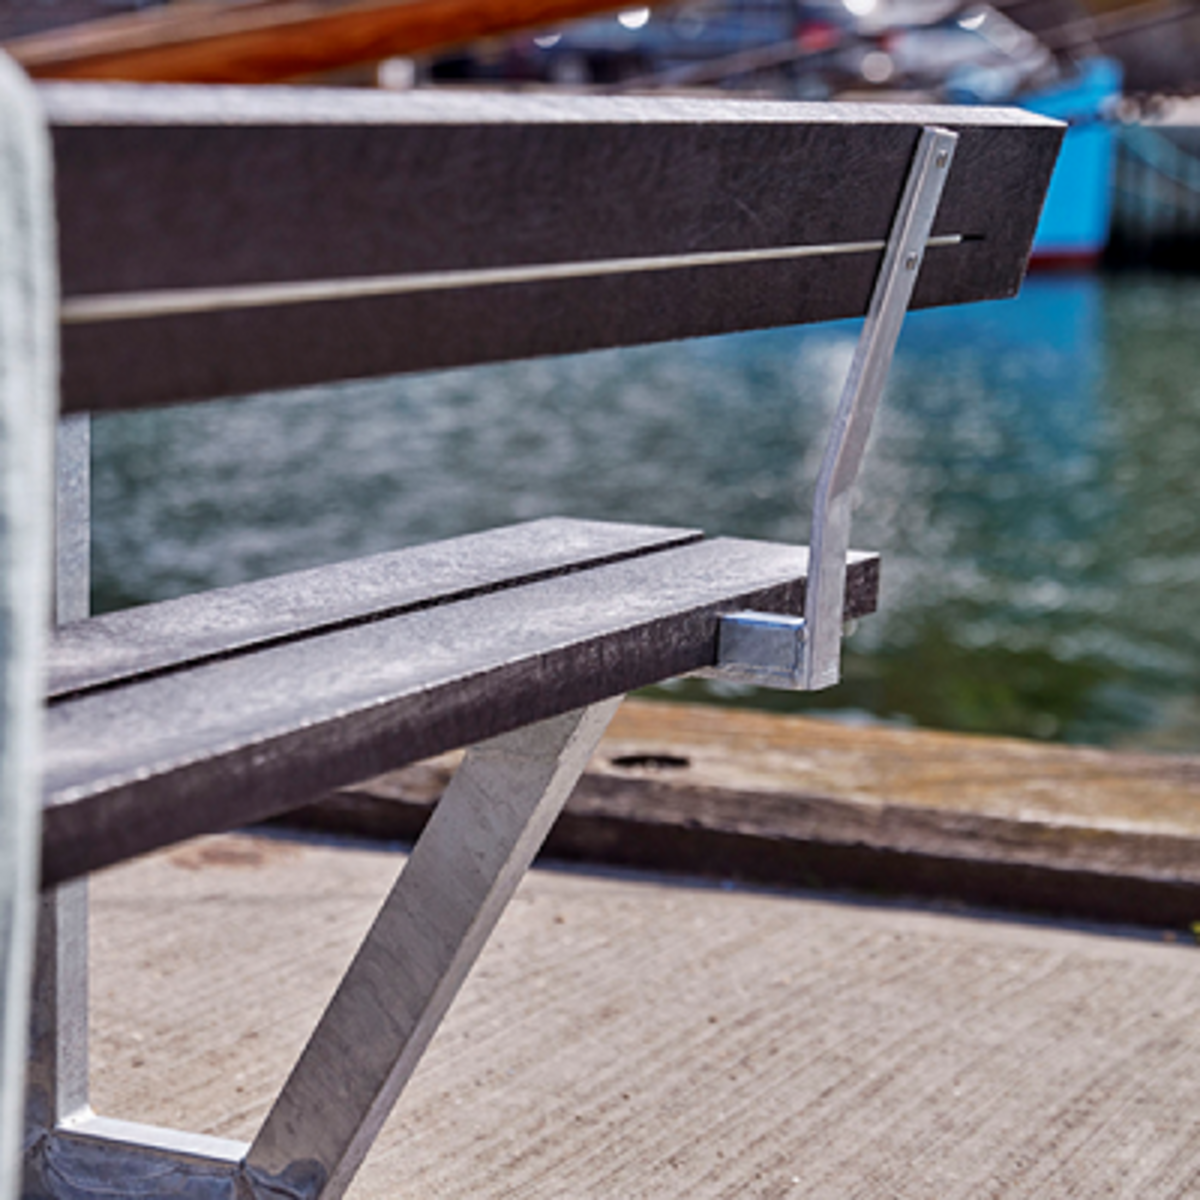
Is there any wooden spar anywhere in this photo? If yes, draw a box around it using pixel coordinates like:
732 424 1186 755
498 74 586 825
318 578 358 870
4 0 638 84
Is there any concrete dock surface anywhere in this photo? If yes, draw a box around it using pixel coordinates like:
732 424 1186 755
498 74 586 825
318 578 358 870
91 829 1200 1199
291 700 1200 927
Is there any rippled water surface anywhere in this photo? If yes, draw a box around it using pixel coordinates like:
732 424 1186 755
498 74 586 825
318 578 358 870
92 272 1200 750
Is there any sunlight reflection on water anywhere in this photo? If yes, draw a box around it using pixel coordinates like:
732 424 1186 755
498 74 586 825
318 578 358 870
92 272 1200 750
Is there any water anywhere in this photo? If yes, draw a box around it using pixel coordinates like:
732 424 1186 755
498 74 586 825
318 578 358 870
91 271 1200 751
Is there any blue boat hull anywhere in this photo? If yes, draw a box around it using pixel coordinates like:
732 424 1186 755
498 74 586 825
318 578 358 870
1021 58 1122 266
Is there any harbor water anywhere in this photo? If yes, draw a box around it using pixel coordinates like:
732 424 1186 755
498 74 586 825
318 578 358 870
91 271 1200 752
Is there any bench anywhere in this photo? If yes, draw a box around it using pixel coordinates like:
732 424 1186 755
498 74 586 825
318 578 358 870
5 61 1061 1200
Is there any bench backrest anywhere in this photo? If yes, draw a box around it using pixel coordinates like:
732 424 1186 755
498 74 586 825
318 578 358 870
42 85 1062 415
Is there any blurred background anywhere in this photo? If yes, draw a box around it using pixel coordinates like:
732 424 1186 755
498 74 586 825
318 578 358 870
7 0 1200 751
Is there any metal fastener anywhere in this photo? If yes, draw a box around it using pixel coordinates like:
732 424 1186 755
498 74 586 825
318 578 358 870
709 611 808 689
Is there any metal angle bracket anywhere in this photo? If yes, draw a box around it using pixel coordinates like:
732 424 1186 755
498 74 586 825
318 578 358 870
710 124 959 693
712 611 808 690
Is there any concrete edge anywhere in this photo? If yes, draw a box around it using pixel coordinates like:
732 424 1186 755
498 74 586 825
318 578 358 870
266 767 1200 931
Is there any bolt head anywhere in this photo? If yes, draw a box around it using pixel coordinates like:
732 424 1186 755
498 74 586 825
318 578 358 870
905 251 920 270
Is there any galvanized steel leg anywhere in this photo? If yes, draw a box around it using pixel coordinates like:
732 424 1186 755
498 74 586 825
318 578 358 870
25 1113 245 1199
54 416 90 629
244 699 623 1200
22 703 620 1198
0 51 58 1200
22 420 92 1200
26 409 251 1198
23 418 91 1190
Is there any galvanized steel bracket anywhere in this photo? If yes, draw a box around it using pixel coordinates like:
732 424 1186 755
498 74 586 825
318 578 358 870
713 611 809 690
710 125 959 693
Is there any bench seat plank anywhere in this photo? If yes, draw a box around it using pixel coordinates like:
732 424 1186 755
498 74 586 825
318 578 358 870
43 533 878 887
41 87 1064 412
49 517 701 698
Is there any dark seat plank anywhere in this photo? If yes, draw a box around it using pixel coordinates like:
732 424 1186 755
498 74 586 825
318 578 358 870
43 537 878 886
42 86 1063 413
49 517 701 698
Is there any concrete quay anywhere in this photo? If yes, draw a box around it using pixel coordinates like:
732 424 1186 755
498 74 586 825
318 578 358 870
82 703 1200 1196
282 700 1200 928
91 828 1200 1198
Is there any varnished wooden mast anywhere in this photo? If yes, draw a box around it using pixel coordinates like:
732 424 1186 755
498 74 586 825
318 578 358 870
4 0 635 84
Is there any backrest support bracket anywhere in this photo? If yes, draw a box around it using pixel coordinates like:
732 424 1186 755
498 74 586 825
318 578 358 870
712 124 959 691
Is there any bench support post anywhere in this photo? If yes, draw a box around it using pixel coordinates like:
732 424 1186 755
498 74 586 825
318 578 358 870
243 697 622 1199
802 124 959 690
24 418 91 1180
24 700 622 1197
714 124 959 691
0 51 57 1200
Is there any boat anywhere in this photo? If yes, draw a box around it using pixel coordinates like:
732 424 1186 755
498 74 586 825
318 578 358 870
868 7 1123 268
6 0 1122 267
1018 57 1123 267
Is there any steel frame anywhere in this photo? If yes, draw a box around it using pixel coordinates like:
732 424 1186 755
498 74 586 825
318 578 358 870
25 701 621 1200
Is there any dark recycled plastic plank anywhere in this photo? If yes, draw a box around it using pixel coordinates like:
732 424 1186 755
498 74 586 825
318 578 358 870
48 517 702 698
42 537 879 886
41 86 1064 412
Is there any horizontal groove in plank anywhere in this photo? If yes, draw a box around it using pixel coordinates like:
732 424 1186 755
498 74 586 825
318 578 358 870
49 517 702 699
41 86 1063 412
42 539 879 886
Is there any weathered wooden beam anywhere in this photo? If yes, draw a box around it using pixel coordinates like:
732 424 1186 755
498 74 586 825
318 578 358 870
42 532 879 886
5 0 635 84
40 85 1063 413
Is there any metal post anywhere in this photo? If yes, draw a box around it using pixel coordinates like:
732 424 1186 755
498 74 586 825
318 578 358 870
23 418 90 1183
713 125 959 691
22 421 91 1200
802 125 958 689
54 417 89 628
22 115 91 1200
244 699 622 1200
0 51 58 1200
23 702 622 1198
